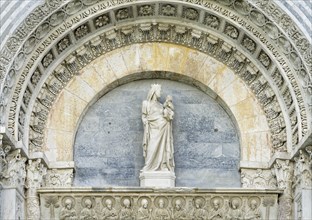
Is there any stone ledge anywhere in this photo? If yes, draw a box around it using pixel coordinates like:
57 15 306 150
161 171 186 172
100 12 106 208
37 187 283 194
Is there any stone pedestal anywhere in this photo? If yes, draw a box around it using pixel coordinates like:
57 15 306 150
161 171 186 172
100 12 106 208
140 171 175 187
0 187 25 220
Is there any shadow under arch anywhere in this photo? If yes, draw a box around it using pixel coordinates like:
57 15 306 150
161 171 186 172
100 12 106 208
72 72 242 187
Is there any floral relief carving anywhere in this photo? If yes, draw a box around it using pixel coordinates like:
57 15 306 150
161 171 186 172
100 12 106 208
183 8 199 21
224 24 239 39
258 51 271 68
161 4 176 16
204 14 220 29
42 52 54 68
242 36 256 53
138 5 154 17
116 8 129 20
94 15 110 28
57 37 71 53
74 24 89 39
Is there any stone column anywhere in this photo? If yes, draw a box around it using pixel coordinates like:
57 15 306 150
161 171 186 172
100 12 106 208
293 146 312 220
0 136 27 219
273 159 294 220
25 159 47 220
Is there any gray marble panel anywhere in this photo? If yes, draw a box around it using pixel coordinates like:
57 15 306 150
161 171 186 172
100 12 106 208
74 79 240 187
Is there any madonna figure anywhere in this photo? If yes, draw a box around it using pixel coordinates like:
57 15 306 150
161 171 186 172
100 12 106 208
142 84 175 172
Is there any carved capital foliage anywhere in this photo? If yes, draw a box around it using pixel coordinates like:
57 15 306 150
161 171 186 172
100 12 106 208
273 159 294 192
0 144 26 188
241 168 277 189
25 159 47 189
43 168 73 187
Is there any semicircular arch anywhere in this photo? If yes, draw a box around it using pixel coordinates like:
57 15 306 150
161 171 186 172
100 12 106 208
44 43 271 166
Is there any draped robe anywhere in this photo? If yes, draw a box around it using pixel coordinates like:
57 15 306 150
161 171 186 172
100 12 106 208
142 100 174 171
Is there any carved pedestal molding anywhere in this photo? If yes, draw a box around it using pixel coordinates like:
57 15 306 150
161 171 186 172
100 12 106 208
38 188 281 220
25 159 47 220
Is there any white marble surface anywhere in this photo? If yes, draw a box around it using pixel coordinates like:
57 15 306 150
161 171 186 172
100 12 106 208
139 171 176 188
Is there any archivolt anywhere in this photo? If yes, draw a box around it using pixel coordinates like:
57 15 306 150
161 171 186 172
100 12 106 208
0 0 310 158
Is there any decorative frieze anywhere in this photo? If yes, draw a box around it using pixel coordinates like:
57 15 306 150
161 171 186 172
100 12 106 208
39 189 280 220
241 168 277 189
44 169 73 187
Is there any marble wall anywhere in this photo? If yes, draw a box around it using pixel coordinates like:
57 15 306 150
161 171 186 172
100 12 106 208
74 79 240 187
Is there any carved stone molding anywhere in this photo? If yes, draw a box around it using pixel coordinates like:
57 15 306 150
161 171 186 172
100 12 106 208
38 188 280 220
43 168 74 187
241 168 277 189
0 0 309 158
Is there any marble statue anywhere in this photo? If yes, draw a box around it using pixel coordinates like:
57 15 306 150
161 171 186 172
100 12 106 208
142 84 174 171
60 198 77 220
101 198 118 220
137 199 152 220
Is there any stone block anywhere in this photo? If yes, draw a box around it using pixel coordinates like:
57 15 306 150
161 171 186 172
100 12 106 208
140 171 176 188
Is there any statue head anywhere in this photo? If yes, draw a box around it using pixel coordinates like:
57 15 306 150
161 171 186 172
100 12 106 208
123 198 131 208
250 199 258 210
85 199 92 209
65 199 72 210
175 199 182 210
231 199 239 210
141 199 148 208
147 84 161 101
105 199 112 209
213 199 220 210
158 199 164 208
195 198 202 208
